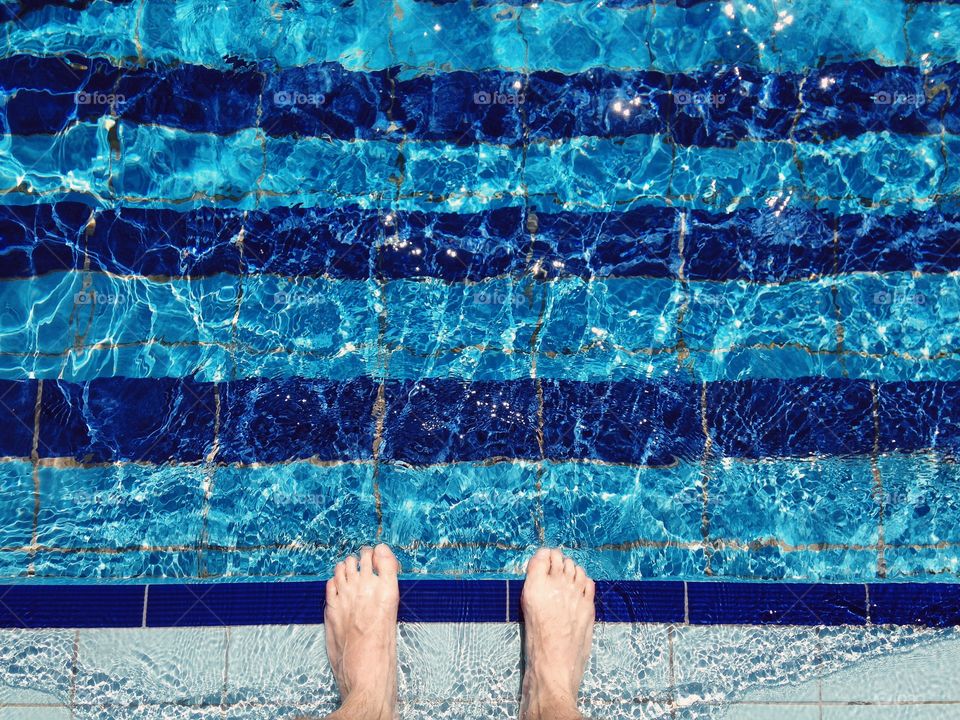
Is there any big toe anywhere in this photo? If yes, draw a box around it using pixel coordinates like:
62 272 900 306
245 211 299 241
526 547 552 578
372 543 400 577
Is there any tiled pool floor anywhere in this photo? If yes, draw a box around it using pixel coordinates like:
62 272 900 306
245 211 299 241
0 623 954 720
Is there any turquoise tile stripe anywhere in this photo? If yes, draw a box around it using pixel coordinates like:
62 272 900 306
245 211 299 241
2 271 959 382
4 0 960 73
2 455 955 580
1 125 957 213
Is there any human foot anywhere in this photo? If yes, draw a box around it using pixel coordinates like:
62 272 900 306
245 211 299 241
520 548 595 720
323 544 400 720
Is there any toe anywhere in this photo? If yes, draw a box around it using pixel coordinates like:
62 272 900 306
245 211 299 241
549 548 565 574
325 578 338 604
563 557 576 578
344 555 359 580
585 578 596 600
359 545 374 576
526 548 551 578
573 564 586 587
372 543 400 576
334 561 347 588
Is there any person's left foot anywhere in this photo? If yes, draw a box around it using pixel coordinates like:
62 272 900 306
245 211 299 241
324 544 400 720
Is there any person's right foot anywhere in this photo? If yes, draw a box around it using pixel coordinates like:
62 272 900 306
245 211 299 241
324 544 400 720
520 548 595 720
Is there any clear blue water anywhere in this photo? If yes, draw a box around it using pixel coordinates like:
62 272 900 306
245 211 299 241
0 0 959 586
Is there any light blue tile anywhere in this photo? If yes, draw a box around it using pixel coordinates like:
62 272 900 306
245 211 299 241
0 462 33 548
36 464 206 549
820 630 960 703
717 705 821 720
226 625 335 706
880 455 960 546
541 460 703 548
206 462 377 550
707 458 879 547
29 549 199 581
582 624 672 704
379 461 539 551
674 625 824 703
822 705 960 719
397 624 520 702
74 628 226 706
0 630 74 705
709 546 878 582
0 708 72 720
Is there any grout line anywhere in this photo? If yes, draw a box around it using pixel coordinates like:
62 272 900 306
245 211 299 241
870 382 887 578
865 583 872 624
699 382 715 575
69 629 79 719
27 379 43 577
142 584 149 628
667 624 677 719
221 626 230 717
683 582 690 624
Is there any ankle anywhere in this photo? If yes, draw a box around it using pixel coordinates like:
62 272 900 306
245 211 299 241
334 690 397 720
522 684 582 720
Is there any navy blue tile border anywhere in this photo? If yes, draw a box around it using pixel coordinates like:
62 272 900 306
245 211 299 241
3 376 959 463
5 203 960 283
2 55 959 146
2 581 960 627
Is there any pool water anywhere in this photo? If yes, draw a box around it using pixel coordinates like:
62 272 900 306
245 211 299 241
1 0 960 717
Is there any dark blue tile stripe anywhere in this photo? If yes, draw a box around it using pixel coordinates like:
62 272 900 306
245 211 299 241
1 377 957 463
3 203 960 282
3 581 958 627
2 55 959 146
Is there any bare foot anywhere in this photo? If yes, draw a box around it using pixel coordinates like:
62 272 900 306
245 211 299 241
520 548 595 720
323 544 400 720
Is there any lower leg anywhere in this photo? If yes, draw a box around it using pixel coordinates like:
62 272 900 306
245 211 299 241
520 548 595 720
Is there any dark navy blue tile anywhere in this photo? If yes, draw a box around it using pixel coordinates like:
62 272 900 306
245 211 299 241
243 206 379 278
706 379 874 458
0 584 143 627
687 582 867 625
838 210 960 274
86 207 244 277
594 581 686 623
262 64 392 140
39 378 217 463
0 380 37 457
381 379 540 464
398 580 507 622
147 581 324 626
0 203 89 278
877 382 960 453
507 579 523 622
218 377 378 464
796 62 945 142
533 207 678 279
684 207 835 282
396 71 524 146
377 208 526 281
869 583 960 627
541 380 703 465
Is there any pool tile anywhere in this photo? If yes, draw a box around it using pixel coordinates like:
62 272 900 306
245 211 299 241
0 585 143 628
709 547 879 582
147 582 323 627
0 462 33 548
876 381 960 454
0 629 74 705
582 623 672 702
540 460 703 547
869 583 960 626
541 379 704 465
706 378 874 458
822 706 960 719
36 464 205 549
74 627 225 705
820 627 960 702
397 623 520 701
198 547 341 581
379 461 538 550
687 582 867 625
206 462 377 549
28 550 199 581
0 709 72 720
880 455 960 546
381 379 540 464
0 381 37 458
707 458 879 547
217 377 378 464
225 625 335 705
398 581 508 623
39 378 217 463
715 706 821 720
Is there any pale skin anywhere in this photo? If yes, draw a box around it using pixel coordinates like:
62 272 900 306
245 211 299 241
303 544 595 720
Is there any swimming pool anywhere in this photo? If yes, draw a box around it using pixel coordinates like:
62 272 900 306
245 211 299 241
1 0 960 717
